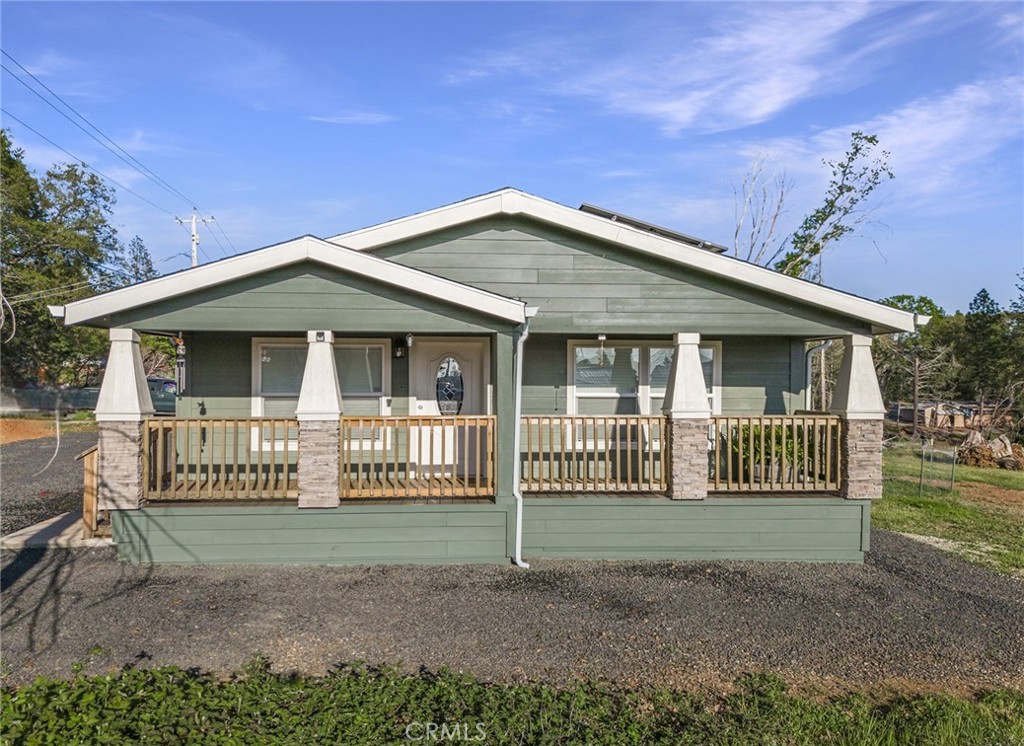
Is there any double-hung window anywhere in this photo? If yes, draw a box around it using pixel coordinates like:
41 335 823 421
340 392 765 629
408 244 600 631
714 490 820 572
252 338 391 418
568 340 721 416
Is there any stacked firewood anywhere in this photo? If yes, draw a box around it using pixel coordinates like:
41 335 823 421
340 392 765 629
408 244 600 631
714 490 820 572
957 432 1023 470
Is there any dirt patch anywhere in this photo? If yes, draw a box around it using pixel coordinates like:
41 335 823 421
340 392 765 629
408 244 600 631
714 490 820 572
959 481 1024 512
0 418 97 446
0 418 57 445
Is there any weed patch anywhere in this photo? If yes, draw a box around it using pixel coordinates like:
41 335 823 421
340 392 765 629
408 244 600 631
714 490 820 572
2 664 1022 745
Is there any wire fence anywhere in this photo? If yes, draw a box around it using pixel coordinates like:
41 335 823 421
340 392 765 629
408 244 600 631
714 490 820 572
914 438 958 496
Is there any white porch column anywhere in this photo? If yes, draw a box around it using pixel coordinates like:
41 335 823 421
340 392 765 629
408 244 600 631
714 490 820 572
95 328 154 510
830 334 885 500
662 333 711 500
295 330 344 509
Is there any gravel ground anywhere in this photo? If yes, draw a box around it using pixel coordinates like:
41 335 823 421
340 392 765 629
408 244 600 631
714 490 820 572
2 531 1022 692
0 432 97 536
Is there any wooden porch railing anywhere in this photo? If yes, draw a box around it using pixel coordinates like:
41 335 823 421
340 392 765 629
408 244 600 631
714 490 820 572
144 418 299 500
340 416 495 498
520 416 667 492
708 416 842 492
76 445 99 538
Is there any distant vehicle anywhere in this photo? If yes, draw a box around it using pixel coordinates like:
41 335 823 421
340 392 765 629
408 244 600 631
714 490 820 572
147 377 177 416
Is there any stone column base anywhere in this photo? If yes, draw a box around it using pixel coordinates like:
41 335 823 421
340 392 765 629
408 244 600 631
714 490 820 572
298 419 341 508
841 418 882 500
97 420 145 511
666 418 709 500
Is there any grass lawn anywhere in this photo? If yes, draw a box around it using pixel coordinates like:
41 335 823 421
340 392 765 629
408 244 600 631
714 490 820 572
874 440 1024 576
3 664 1023 746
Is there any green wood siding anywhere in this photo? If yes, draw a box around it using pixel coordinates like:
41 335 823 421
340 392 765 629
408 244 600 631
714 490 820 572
523 497 869 562
520 334 805 416
113 504 510 565
111 498 869 564
522 335 568 415
104 263 516 334
177 332 253 418
374 218 871 337
177 331 806 420
721 337 803 415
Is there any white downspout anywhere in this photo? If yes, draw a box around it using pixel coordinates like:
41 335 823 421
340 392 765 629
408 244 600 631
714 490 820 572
804 340 833 410
511 307 538 569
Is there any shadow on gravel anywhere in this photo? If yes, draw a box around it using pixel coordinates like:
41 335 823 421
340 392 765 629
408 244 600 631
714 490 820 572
1 547 153 657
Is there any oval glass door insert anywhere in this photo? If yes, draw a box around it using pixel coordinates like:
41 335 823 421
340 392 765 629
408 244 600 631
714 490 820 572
435 356 464 415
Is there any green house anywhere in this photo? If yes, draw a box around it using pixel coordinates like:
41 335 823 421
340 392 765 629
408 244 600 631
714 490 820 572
57 189 921 565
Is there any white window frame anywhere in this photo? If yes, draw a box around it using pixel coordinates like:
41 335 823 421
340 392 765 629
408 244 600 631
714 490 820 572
566 339 722 416
646 340 722 416
250 337 392 450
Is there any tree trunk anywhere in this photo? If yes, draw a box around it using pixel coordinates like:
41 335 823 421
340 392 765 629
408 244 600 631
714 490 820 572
912 355 921 438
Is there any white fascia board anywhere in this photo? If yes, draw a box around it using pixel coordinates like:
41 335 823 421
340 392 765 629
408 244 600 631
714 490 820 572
64 235 525 326
327 190 513 249
329 188 916 334
64 237 316 325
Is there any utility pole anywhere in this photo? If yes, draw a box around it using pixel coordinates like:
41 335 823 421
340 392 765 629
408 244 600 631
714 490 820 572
175 211 215 267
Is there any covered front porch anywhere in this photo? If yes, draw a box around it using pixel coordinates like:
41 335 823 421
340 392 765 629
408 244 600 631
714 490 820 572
83 319 885 565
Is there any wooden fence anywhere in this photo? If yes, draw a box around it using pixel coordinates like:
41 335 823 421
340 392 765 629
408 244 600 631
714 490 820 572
520 416 667 492
708 416 842 492
144 418 299 499
339 416 495 498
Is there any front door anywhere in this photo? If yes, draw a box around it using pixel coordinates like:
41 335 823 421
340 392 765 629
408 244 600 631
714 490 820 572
409 338 489 477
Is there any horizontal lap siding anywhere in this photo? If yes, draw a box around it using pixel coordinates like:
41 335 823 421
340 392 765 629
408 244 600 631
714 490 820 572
113 505 510 565
522 335 568 415
177 333 252 418
108 264 509 334
522 498 869 562
721 338 801 415
375 219 870 337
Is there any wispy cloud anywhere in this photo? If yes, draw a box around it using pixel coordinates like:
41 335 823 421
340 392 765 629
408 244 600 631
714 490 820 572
861 76 1022 200
740 75 1023 208
308 111 396 125
445 4 983 136
443 39 579 86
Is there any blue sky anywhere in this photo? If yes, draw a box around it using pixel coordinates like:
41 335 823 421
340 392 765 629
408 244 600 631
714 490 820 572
2 1 1021 313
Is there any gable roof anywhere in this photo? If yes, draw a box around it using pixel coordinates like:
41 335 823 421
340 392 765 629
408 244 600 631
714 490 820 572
327 188 919 334
61 235 527 326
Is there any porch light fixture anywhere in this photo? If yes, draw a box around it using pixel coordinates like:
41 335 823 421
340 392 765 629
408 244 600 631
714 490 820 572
406 333 414 348
393 340 406 358
315 331 325 342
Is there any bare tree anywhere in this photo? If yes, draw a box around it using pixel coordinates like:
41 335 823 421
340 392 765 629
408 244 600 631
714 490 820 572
733 155 791 264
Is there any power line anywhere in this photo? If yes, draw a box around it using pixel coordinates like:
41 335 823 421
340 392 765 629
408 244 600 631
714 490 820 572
1 51 195 207
213 220 237 254
0 107 177 217
1 49 241 255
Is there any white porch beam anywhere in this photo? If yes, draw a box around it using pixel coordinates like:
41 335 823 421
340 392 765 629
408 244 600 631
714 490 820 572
94 328 154 421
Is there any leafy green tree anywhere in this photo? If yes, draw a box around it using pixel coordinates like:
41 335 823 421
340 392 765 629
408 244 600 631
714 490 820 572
116 235 174 376
1 131 112 386
119 235 158 284
775 131 894 280
874 295 959 433
960 289 1010 400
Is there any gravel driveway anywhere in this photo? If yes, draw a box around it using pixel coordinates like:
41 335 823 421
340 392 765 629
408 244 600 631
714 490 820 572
2 531 1022 692
0 432 97 537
